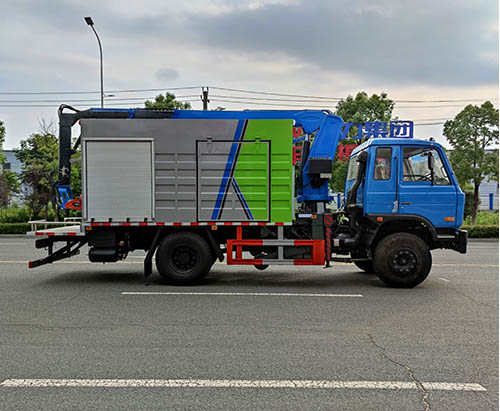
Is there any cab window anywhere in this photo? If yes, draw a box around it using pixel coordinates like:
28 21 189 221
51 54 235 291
403 147 451 185
346 153 360 181
373 148 391 180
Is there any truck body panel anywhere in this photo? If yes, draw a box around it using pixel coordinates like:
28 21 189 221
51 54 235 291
81 118 294 224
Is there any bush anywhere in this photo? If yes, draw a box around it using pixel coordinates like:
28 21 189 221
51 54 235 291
0 207 30 223
0 222 63 234
461 225 499 238
464 211 499 226
0 223 31 234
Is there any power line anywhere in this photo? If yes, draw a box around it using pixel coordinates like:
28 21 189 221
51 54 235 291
0 84 496 105
0 99 200 108
209 86 498 103
210 98 334 108
210 86 342 100
0 95 199 103
0 86 202 96
211 94 341 103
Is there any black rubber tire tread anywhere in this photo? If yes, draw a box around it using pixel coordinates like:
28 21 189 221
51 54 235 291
373 232 432 288
156 232 213 285
352 259 375 273
254 264 269 271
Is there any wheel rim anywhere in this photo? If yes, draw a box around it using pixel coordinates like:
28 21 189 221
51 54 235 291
172 246 196 272
389 249 418 276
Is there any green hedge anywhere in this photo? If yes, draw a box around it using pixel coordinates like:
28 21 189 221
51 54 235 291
461 225 499 238
0 223 32 234
0 223 60 234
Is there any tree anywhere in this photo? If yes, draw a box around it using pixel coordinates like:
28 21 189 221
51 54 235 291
443 101 499 225
145 92 192 110
15 122 59 219
330 92 395 193
335 91 394 130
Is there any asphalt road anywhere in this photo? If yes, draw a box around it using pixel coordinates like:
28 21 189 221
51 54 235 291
0 238 497 410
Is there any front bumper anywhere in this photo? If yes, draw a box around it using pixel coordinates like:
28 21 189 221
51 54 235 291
456 229 468 254
434 228 467 254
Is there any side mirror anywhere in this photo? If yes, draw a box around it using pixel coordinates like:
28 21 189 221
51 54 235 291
427 152 435 170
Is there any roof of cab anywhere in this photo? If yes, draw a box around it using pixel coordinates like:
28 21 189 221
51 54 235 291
350 138 442 157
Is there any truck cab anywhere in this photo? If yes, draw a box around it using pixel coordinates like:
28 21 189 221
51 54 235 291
343 138 467 286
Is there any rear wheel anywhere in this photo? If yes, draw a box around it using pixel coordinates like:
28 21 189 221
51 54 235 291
156 232 213 285
373 233 432 288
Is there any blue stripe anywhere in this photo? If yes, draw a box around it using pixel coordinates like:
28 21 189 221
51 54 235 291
233 178 254 220
211 120 245 220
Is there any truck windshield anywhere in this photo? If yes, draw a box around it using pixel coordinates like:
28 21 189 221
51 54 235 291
403 147 451 185
346 153 360 181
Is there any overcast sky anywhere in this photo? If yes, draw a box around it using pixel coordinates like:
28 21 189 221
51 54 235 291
0 0 498 148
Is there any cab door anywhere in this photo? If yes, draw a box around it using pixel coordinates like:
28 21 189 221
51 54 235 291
397 146 458 228
364 146 398 215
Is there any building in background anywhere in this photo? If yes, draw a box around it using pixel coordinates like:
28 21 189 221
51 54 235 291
3 150 24 204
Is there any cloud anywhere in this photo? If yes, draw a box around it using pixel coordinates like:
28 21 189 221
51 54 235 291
155 67 180 82
183 0 499 87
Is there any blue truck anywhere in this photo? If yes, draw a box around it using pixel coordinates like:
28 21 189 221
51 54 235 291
29 106 467 288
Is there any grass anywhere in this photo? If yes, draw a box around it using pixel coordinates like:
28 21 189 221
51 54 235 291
464 211 499 226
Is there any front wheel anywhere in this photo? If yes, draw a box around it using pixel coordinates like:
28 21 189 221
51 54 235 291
351 251 375 273
353 259 375 273
373 233 432 288
156 232 213 285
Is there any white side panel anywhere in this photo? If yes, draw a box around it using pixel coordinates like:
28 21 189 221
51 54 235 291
84 139 154 222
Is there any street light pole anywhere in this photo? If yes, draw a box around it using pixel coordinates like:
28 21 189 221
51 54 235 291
84 17 103 108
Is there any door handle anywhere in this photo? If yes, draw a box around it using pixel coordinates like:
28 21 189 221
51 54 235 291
401 202 411 205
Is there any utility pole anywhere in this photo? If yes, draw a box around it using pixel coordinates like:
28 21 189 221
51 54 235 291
84 17 104 108
201 87 210 110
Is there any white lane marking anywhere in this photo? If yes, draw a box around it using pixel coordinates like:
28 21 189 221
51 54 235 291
0 379 486 391
121 292 363 298
0 243 27 245
438 278 450 282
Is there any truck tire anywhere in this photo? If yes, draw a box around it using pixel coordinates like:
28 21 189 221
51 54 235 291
353 260 375 273
373 233 432 288
350 251 375 273
156 232 213 285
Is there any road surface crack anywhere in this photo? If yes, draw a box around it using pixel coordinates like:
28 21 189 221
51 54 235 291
368 334 430 411
445 285 497 309
31 287 89 320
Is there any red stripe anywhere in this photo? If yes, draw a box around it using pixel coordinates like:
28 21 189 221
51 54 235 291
228 259 263 265
156 222 165 226
35 232 43 236
228 239 263 246
173 222 182 226
224 222 233 226
275 222 284 226
67 232 76 236
47 232 54 236
91 223 99 227
121 222 131 226
241 222 250 226
294 259 314 265
139 222 148 226
294 240 313 246
258 222 266 226
207 222 215 226
190 222 199 226
101 222 111 227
